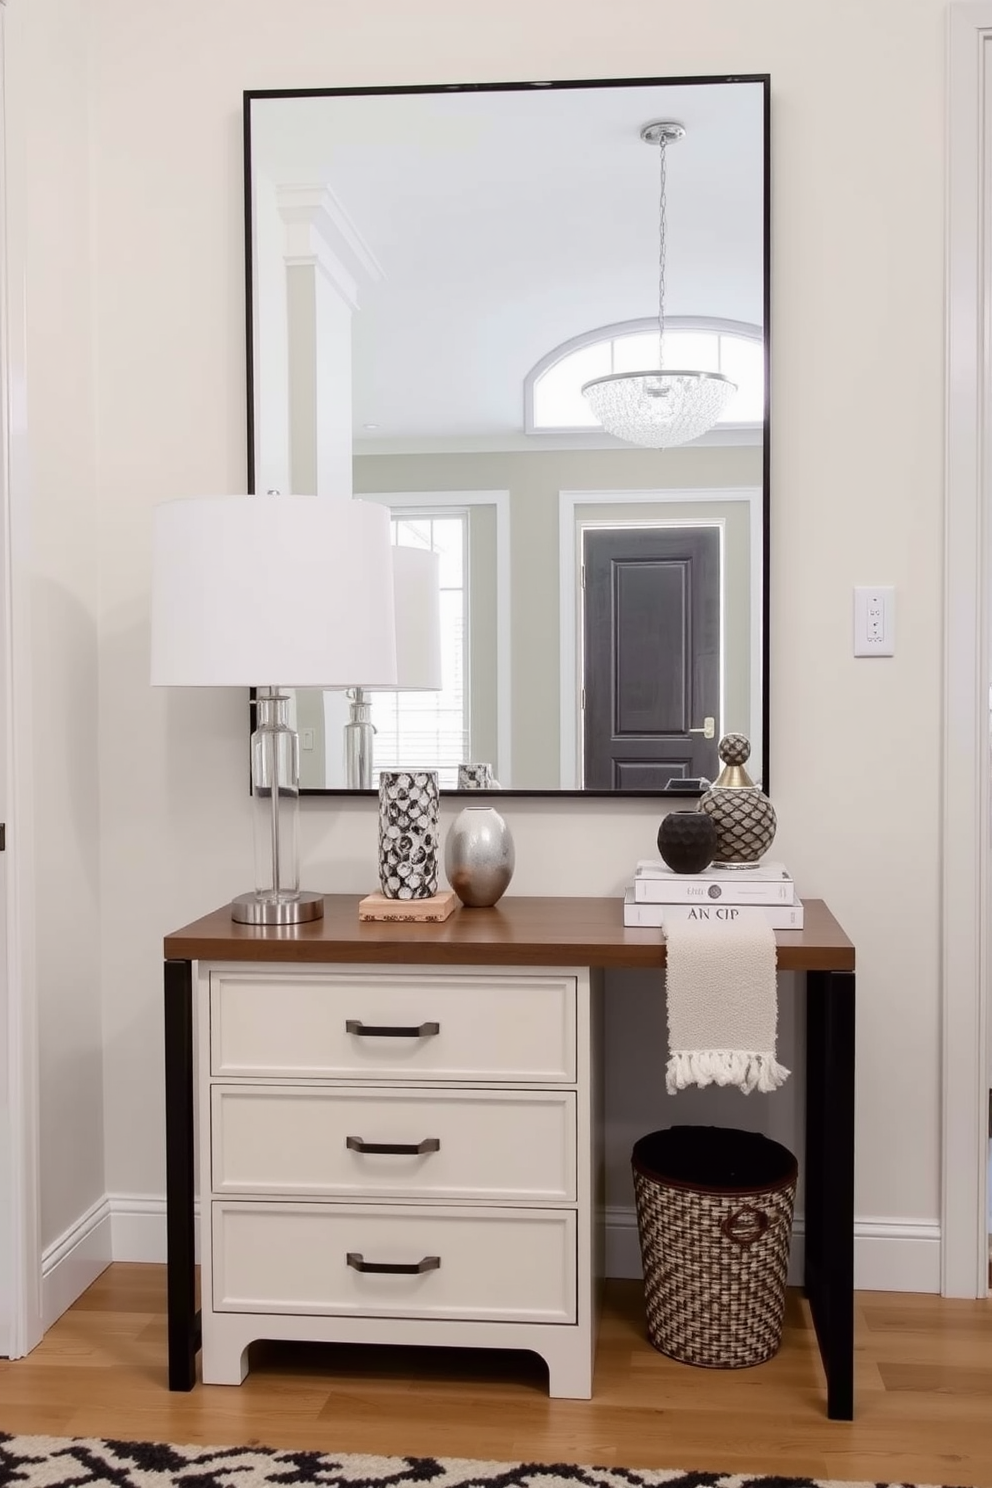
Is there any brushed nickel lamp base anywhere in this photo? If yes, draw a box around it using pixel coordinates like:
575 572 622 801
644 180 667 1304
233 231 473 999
231 888 324 925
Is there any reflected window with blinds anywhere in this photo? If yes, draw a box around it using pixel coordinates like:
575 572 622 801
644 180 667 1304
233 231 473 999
370 512 469 787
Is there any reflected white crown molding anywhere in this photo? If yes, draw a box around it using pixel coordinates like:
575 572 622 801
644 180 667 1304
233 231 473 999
276 183 384 309
353 426 762 457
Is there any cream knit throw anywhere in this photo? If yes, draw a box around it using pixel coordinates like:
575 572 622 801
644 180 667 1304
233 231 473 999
664 918 789 1094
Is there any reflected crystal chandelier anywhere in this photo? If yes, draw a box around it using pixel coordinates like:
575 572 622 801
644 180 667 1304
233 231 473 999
582 122 737 448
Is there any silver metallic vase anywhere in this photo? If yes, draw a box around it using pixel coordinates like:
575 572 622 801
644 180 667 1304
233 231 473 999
378 770 440 899
444 805 515 907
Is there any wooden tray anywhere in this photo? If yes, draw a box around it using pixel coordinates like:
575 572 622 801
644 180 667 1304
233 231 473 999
357 889 459 923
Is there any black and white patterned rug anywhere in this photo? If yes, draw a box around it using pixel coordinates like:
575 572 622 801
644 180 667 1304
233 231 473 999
0 1434 955 1488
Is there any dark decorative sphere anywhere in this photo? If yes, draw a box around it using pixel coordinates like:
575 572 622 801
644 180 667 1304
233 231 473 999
657 811 717 875
718 732 751 766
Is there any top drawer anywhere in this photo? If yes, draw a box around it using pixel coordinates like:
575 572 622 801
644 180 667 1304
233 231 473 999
209 968 577 1082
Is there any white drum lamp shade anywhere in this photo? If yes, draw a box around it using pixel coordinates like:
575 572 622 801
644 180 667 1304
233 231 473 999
342 544 443 789
151 494 398 689
388 546 443 692
150 493 398 925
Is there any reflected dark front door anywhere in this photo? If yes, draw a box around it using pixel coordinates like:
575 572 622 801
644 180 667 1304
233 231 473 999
582 526 721 790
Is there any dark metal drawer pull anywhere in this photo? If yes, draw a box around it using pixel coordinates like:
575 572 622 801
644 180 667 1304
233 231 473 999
346 1136 440 1156
346 1251 440 1275
345 1019 440 1038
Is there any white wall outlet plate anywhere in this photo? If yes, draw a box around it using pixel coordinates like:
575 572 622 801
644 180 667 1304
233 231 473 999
853 585 895 656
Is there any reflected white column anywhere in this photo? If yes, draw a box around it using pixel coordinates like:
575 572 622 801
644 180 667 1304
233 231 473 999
276 183 383 498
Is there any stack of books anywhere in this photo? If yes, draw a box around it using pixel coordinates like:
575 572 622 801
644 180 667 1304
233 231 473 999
623 858 804 930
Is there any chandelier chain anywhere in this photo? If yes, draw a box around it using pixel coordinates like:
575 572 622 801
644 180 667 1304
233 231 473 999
657 134 667 369
579 118 737 448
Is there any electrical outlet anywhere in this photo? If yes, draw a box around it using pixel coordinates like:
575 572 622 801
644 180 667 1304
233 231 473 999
853 585 895 656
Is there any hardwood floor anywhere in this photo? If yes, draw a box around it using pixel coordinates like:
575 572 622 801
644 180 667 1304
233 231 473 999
0 1265 990 1486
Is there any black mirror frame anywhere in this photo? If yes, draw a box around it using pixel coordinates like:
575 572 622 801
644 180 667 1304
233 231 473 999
243 72 771 799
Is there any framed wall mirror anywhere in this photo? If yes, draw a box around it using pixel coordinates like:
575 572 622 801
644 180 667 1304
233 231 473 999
245 74 770 796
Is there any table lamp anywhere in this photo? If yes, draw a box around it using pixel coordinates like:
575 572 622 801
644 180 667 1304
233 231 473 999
344 545 443 789
150 493 398 925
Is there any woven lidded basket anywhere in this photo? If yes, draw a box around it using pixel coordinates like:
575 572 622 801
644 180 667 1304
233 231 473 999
632 1125 798 1369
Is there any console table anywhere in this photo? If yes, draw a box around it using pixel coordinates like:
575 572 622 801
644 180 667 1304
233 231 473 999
163 895 855 1418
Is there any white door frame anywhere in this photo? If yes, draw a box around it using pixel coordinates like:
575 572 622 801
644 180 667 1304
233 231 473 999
558 486 762 791
942 1 992 1298
0 0 42 1355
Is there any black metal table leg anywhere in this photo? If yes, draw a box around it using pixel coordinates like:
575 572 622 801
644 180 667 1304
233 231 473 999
165 957 200 1389
804 968 855 1419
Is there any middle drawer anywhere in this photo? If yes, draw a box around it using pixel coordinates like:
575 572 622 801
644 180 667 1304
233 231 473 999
211 1085 577 1202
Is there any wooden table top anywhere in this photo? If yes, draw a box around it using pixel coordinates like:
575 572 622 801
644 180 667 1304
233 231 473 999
164 895 854 973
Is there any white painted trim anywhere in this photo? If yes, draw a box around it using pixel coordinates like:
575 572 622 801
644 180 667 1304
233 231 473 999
275 182 385 289
558 486 762 790
102 1193 940 1297
353 427 764 457
0 4 41 1358
942 1 992 1299
362 490 512 785
109 1193 201 1266
40 1197 111 1331
852 1218 944 1294
604 1206 941 1295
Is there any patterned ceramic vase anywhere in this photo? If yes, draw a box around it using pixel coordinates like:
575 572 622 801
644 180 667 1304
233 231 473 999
657 810 717 874
444 805 515 907
378 770 440 899
457 762 497 790
699 733 777 865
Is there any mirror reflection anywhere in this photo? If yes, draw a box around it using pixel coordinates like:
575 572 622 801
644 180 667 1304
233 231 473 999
246 76 769 793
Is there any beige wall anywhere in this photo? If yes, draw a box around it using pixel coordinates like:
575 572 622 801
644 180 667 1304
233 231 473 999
4 0 940 1260
7 0 106 1252
358 449 759 787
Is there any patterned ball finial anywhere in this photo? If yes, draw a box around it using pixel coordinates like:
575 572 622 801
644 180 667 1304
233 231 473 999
718 732 751 766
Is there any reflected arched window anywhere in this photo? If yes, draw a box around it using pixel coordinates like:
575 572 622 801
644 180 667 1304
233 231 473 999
525 317 764 436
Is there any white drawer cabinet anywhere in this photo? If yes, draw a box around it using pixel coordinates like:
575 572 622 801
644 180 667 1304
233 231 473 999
211 1202 577 1322
210 970 576 1081
196 960 602 1398
211 1085 577 1201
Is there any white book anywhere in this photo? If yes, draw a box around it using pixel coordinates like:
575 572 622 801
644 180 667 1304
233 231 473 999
633 858 795 905
623 886 805 931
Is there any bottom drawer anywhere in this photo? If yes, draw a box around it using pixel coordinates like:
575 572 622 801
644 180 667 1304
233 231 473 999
211 1201 576 1324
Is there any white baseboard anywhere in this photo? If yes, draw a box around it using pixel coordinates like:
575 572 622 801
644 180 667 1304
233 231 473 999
109 1193 200 1265
30 1194 949 1339
851 1217 943 1292
41 1196 112 1329
104 1196 941 1294
605 1206 942 1294
41 1193 205 1330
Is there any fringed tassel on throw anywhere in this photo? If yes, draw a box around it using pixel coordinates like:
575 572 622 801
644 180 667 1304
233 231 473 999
665 1048 791 1096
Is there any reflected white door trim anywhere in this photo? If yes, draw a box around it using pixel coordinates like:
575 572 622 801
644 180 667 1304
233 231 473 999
942 1 992 1299
363 491 511 786
0 2 42 1354
558 487 762 791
